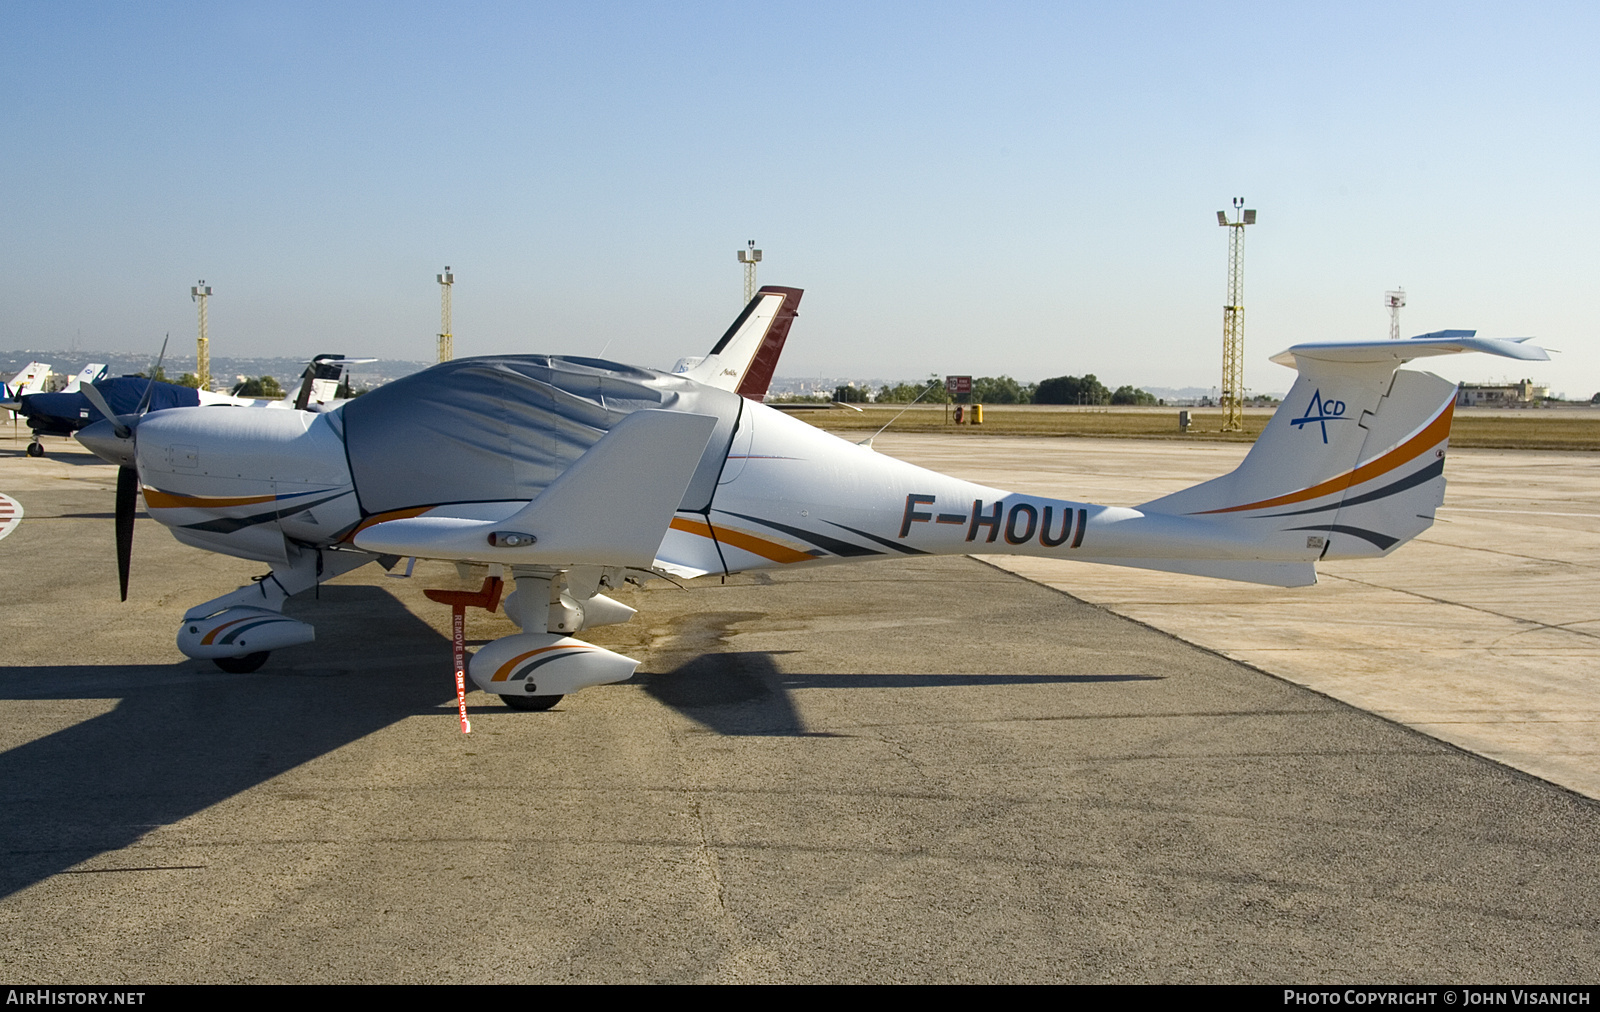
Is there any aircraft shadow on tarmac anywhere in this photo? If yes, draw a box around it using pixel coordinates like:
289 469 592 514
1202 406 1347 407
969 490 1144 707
640 651 1160 737
0 586 451 901
0 582 1160 898
2 445 108 466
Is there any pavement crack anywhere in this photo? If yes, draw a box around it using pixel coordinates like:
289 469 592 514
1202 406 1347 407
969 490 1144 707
1322 573 1600 642
692 794 729 916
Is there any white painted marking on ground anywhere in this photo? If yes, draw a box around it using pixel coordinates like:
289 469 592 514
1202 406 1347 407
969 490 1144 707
0 492 22 542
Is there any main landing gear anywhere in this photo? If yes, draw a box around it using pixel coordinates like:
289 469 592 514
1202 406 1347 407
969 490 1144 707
500 693 564 711
25 441 43 458
214 651 270 674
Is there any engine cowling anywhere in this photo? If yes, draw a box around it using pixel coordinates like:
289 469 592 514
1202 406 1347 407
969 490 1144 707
468 632 639 698
177 606 315 659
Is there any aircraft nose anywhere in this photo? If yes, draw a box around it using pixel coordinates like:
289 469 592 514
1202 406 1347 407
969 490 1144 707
76 417 138 467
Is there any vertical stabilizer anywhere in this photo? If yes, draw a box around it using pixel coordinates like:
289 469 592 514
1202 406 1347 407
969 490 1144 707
1139 335 1547 563
63 364 107 394
681 287 803 400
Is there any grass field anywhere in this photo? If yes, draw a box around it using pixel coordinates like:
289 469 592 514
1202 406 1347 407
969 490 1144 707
785 403 1600 451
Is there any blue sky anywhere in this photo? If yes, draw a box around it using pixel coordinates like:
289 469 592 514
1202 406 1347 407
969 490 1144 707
2 2 1595 396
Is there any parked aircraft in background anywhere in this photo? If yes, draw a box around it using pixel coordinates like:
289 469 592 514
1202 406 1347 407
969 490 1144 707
73 285 1543 718
12 354 369 457
62 363 108 394
2 362 52 421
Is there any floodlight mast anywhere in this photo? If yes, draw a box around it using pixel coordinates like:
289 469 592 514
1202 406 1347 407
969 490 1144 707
1386 288 1407 341
190 281 213 391
737 239 762 303
436 266 454 362
1218 199 1256 432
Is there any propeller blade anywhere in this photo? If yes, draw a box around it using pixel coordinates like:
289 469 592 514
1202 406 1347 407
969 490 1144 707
115 465 137 602
78 381 130 439
134 336 170 417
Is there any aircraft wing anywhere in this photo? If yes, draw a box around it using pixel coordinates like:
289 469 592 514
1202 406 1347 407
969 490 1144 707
352 409 720 568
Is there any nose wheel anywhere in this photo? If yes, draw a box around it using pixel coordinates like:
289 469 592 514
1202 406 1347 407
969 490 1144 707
25 441 43 458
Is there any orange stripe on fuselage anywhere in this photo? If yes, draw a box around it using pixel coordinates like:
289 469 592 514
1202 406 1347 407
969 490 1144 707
668 516 814 565
143 488 278 509
1194 400 1454 515
342 506 435 541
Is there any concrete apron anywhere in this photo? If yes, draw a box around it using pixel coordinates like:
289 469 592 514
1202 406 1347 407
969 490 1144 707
871 432 1600 800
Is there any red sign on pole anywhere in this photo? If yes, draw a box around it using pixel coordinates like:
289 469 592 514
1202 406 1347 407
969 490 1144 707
946 375 972 395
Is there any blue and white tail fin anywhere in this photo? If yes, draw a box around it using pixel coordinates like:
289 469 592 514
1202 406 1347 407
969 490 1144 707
62 364 107 394
1140 332 1549 567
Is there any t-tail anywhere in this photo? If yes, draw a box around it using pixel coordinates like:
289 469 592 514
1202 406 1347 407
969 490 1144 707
1108 331 1551 584
677 286 803 400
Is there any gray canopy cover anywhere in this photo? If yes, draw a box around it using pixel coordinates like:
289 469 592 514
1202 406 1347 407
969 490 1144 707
337 356 743 517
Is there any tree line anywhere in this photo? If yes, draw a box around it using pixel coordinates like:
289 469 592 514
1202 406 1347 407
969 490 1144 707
835 374 1159 406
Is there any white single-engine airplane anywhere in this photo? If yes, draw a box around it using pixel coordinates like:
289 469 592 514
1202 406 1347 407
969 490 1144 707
76 287 1547 712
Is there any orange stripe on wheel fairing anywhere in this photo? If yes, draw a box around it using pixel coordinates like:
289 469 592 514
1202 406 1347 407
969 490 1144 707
491 644 593 682
668 516 813 565
1193 401 1454 515
200 615 256 646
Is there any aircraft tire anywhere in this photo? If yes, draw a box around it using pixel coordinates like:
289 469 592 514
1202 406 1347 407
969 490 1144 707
25 442 43 458
500 693 563 712
214 651 270 674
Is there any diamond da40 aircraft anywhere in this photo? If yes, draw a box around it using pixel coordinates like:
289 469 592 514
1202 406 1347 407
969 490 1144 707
76 286 1548 711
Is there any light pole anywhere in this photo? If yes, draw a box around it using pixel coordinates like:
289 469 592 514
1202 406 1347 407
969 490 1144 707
437 266 454 362
191 281 213 390
737 240 762 303
1386 288 1406 340
1217 199 1256 432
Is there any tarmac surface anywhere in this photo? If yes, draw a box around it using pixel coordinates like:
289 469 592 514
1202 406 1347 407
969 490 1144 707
1 429 1598 983
874 433 1600 800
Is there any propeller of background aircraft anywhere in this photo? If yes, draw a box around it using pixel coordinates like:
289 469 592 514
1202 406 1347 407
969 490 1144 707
75 338 167 601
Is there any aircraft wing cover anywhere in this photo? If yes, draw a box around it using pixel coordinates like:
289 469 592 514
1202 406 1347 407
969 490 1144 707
339 355 742 516
352 409 720 569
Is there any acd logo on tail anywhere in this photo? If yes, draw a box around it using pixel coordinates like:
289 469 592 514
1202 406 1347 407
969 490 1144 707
1290 389 1347 443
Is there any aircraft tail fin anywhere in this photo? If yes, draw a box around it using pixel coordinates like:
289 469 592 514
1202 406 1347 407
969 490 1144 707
680 287 802 400
7 362 52 397
63 364 107 394
4 362 51 417
1139 334 1548 563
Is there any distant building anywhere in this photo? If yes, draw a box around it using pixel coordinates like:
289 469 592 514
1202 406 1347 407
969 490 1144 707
1457 379 1547 407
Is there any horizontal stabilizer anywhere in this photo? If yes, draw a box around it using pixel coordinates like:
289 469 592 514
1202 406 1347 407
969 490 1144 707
354 409 719 568
1270 332 1550 367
